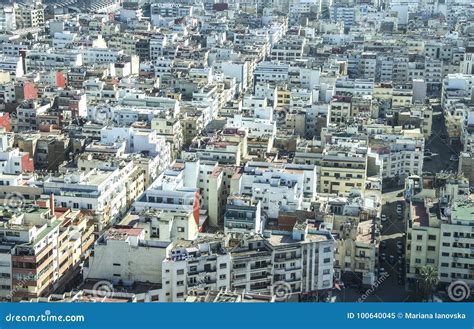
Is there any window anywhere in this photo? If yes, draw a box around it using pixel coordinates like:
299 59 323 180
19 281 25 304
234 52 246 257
219 263 227 269
428 235 436 240
177 227 185 233
113 263 121 266
176 269 184 275
417 235 423 240
219 274 226 280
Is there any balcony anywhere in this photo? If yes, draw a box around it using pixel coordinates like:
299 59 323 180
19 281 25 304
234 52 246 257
233 275 247 283
250 263 270 271
274 255 299 263
232 265 248 273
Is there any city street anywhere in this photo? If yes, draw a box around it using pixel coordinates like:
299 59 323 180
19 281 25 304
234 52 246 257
423 105 461 174
335 188 412 302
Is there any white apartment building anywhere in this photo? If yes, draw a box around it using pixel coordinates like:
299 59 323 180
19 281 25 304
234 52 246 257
85 226 169 286
161 217 335 301
227 114 276 137
238 162 317 219
161 238 231 302
289 0 318 14
461 49 474 75
441 74 474 109
368 132 424 179
0 5 16 32
43 168 128 228
134 177 202 228
253 62 289 90
0 56 23 77
335 77 374 97
330 5 356 27
224 196 263 235
270 37 307 62
0 133 33 174
26 50 82 71
438 200 474 287
80 48 123 65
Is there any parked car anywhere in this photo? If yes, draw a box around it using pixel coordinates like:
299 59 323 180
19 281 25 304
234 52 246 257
380 241 387 249
396 241 403 248
388 255 395 264
381 214 387 222
450 155 459 161
380 253 386 261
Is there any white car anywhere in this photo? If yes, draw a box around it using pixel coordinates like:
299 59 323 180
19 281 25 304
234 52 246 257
381 214 387 222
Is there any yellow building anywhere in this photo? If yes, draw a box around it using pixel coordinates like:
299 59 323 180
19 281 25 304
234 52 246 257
320 153 366 195
406 198 441 280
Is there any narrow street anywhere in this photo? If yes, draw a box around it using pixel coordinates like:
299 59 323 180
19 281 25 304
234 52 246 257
423 105 461 174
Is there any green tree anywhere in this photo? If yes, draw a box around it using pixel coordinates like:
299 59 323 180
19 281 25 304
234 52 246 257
417 265 438 301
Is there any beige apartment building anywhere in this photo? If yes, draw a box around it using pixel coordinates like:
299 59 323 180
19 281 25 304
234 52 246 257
319 152 366 195
406 197 441 280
